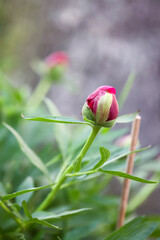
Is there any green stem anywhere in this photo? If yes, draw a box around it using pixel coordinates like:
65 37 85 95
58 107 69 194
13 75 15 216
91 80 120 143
27 78 51 110
36 164 73 211
36 126 101 211
73 126 101 172
0 201 24 230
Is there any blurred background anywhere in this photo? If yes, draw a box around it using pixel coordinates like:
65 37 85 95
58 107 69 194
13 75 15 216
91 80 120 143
0 0 160 146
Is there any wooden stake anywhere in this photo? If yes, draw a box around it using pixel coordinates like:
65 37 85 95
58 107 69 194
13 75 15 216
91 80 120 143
117 115 141 228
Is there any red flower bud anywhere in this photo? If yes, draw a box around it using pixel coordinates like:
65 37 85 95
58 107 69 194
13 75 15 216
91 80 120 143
82 86 119 127
44 51 69 81
45 51 69 68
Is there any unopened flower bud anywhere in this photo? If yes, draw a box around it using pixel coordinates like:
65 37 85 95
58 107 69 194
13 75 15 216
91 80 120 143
44 51 69 81
82 86 119 127
45 52 69 68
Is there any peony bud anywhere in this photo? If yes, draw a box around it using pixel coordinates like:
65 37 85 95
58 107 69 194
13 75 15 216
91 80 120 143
82 86 119 127
45 51 69 68
44 51 69 81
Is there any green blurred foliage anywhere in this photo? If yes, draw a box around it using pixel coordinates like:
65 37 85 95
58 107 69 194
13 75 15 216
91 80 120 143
0 67 160 240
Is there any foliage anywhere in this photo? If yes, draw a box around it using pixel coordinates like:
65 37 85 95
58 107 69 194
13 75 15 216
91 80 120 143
0 70 160 240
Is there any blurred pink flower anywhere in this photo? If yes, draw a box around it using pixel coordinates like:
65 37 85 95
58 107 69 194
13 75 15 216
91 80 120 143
45 51 69 68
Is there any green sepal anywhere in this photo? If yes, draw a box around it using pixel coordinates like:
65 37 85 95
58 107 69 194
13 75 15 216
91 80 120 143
82 102 116 128
97 119 116 128
82 103 95 123
46 65 66 82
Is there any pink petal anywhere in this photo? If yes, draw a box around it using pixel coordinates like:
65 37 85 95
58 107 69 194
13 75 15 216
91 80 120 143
107 94 119 121
45 52 69 68
87 86 116 101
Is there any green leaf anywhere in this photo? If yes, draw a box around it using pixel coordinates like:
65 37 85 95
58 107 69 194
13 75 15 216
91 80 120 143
99 170 157 184
32 208 91 220
127 181 158 212
1 183 53 201
93 147 110 170
3 122 52 182
22 114 92 126
67 167 157 184
64 220 99 240
1 233 26 240
16 177 34 205
118 72 136 110
116 112 139 123
22 200 61 230
102 146 151 168
44 98 69 158
22 200 32 219
104 217 157 240
66 170 96 177
26 218 61 230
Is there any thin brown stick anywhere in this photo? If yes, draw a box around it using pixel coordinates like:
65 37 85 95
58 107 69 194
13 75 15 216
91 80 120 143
117 115 141 228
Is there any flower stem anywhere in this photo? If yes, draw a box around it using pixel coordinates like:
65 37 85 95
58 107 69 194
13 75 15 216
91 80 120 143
36 125 101 211
0 201 24 230
27 78 51 110
36 164 73 211
73 126 101 172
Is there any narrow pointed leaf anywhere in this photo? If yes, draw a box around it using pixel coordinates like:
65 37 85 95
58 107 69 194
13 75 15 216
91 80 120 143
1 183 53 201
32 208 91 220
22 200 32 219
99 170 157 184
117 112 139 123
67 170 96 177
22 200 61 230
3 123 52 182
93 147 110 169
16 177 34 205
44 98 69 158
1 233 26 240
104 217 157 240
102 146 151 168
127 183 157 212
22 114 92 126
26 218 61 230
118 72 136 110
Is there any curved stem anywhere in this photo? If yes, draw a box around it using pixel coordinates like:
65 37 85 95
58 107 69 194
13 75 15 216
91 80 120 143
36 126 101 211
73 126 101 172
0 201 24 230
27 78 51 110
36 164 73 211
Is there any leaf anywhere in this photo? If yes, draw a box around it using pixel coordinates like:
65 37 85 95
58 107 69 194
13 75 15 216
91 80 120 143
118 72 136 110
1 183 53 201
22 200 61 230
22 114 92 126
104 217 157 240
127 182 158 212
22 200 32 219
93 147 110 170
3 122 52 182
67 169 157 184
26 218 61 230
64 220 99 240
99 170 157 184
0 182 7 195
116 112 139 123
1 233 26 240
44 98 69 158
102 146 151 168
16 177 34 205
67 170 96 177
32 208 91 220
